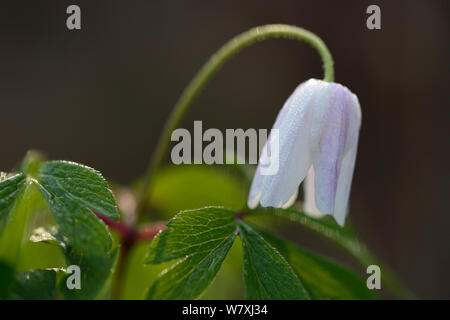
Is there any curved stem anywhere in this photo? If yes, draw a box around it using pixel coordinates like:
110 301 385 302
137 24 334 214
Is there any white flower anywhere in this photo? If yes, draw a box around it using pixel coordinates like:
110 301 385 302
248 79 362 226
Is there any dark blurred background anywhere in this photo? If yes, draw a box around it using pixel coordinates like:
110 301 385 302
1 0 449 298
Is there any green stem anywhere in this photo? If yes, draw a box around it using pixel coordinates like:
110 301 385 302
137 24 334 215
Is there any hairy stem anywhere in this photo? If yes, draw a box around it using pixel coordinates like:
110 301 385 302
137 24 334 215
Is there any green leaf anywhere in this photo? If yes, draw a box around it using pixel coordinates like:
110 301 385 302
59 247 120 300
237 221 310 300
0 174 39 266
0 260 15 299
147 165 247 218
252 226 375 299
0 154 48 297
35 161 118 255
258 207 413 298
37 161 118 220
257 208 369 261
9 269 58 300
17 239 66 273
1 156 119 299
145 207 238 299
30 226 119 300
201 236 244 299
0 173 26 236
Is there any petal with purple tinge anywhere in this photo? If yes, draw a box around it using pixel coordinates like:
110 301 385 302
309 83 350 214
333 93 361 225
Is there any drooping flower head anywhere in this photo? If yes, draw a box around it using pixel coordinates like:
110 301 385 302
248 79 361 226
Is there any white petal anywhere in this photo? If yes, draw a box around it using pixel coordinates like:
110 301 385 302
281 188 299 209
247 85 296 208
247 189 262 209
259 79 323 208
247 159 264 209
